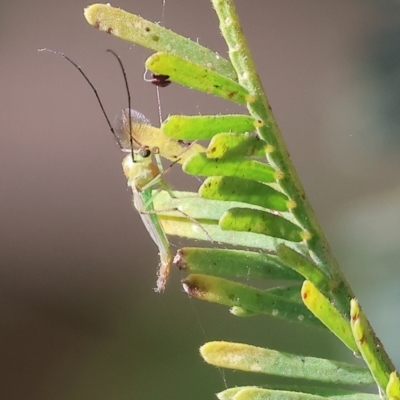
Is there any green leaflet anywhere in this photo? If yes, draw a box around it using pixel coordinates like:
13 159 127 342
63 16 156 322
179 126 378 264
175 247 302 281
231 285 304 317
220 208 303 242
152 190 241 221
146 52 249 104
386 372 400 399
160 216 294 252
217 387 249 400
221 386 379 400
162 114 256 140
277 244 331 290
201 341 374 385
350 299 393 393
301 281 358 353
182 274 320 327
200 176 289 211
84 4 236 79
207 132 267 159
266 285 304 302
232 387 326 400
218 385 380 400
183 152 276 183
152 190 301 251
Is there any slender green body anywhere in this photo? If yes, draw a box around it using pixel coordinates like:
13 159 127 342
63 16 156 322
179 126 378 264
122 153 172 292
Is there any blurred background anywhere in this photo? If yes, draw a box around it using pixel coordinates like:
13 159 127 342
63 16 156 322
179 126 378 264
1 0 400 398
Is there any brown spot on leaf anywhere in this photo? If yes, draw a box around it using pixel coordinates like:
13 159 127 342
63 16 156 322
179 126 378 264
182 278 206 298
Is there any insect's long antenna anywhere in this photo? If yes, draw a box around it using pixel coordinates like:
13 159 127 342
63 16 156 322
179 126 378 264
38 48 124 149
106 49 135 162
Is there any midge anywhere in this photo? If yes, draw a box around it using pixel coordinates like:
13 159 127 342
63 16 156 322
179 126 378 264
39 48 178 291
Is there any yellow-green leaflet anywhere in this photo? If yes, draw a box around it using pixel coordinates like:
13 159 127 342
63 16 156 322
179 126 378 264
350 299 394 394
84 4 236 79
146 52 250 104
162 114 256 141
301 281 358 353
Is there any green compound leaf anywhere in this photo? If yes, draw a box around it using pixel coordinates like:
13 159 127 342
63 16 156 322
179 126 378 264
207 132 267 159
200 176 289 211
183 152 276 183
200 341 374 385
85 2 396 397
182 274 320 327
350 299 393 393
301 281 358 353
146 52 249 104
175 247 303 281
162 114 256 140
84 4 236 79
220 208 303 242
277 244 331 290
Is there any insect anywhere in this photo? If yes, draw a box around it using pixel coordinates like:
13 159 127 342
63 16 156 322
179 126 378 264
38 48 182 291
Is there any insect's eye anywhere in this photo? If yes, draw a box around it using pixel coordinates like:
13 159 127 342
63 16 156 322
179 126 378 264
139 146 152 158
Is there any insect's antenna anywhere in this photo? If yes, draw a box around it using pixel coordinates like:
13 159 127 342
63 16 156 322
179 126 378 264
38 48 124 149
106 49 136 163
158 0 167 126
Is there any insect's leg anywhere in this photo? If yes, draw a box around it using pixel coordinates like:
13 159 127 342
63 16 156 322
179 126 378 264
156 251 172 293
138 205 214 243
153 152 164 174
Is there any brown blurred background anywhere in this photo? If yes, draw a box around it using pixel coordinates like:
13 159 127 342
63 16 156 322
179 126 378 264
1 0 400 398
